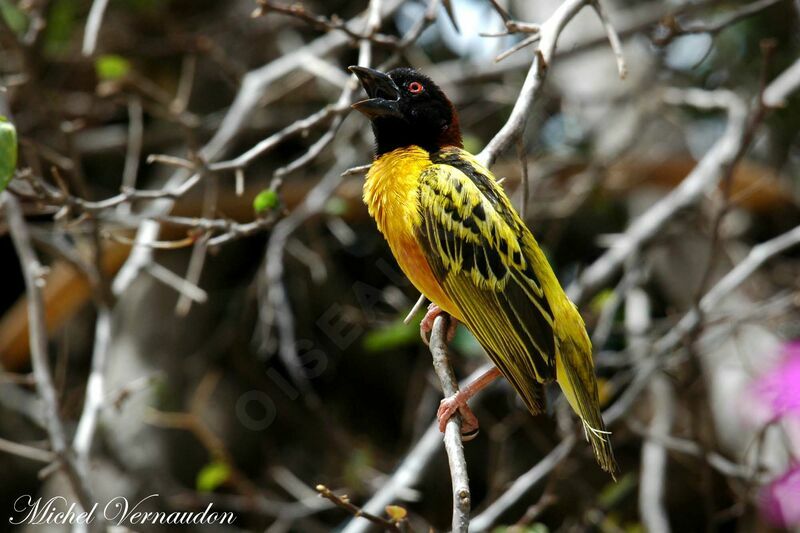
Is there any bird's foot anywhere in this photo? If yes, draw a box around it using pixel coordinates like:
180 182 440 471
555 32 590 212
420 303 458 344
437 391 480 441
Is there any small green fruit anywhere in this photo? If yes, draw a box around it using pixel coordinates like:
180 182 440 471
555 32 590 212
253 189 279 214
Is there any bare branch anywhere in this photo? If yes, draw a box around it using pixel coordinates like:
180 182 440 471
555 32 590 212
0 436 55 463
341 364 493 533
763 56 800 107
604 223 800 424
470 435 576 531
568 88 748 305
121 95 143 193
253 1 399 47
627 420 760 480
479 0 622 167
429 315 470 533
72 307 112 481
625 288 672 533
112 0 405 295
315 485 401 532
175 175 216 316
145 261 208 303
639 377 675 533
82 0 110 56
591 0 627 79
2 192 95 512
675 0 785 37
404 294 427 324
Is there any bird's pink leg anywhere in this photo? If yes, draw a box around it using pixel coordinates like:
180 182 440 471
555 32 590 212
437 367 502 440
420 303 458 344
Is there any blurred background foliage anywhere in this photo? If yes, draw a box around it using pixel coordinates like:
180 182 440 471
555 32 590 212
1 0 800 531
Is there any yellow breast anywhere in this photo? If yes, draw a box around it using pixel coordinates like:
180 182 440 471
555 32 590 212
364 147 461 319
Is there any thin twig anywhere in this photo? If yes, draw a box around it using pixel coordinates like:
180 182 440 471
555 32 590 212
253 1 399 46
591 0 627 79
625 287 672 533
639 377 674 533
470 435 577 531
0 436 55 463
121 95 143 193
627 420 760 480
72 306 112 484
673 0 786 37
175 173 216 316
111 0 405 296
82 0 110 56
478 0 599 166
763 56 800 107
145 261 209 303
403 294 427 324
315 485 401 532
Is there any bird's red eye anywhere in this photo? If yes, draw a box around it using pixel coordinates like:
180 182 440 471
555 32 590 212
408 81 424 94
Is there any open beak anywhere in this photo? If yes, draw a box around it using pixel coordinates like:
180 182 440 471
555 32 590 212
348 66 403 119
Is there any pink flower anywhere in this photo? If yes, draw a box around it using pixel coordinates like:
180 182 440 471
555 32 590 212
750 342 800 527
760 465 800 527
751 342 800 421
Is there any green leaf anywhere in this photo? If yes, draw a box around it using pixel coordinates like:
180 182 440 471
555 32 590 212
196 460 230 493
253 189 279 214
362 319 418 352
0 0 28 34
0 116 18 194
95 54 131 81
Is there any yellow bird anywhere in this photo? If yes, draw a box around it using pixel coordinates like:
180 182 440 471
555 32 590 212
349 66 617 476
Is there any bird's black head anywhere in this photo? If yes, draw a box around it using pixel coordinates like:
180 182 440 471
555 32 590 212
349 66 462 156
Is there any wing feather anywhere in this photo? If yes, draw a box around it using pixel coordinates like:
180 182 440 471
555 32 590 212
416 149 556 414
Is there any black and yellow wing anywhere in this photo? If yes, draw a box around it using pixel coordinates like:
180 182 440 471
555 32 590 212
415 147 556 414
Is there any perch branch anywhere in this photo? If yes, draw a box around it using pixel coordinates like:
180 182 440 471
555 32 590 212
429 315 470 533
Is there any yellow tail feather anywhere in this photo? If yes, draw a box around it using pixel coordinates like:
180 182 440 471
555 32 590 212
556 341 618 478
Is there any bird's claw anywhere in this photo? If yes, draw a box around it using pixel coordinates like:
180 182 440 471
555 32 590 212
437 391 479 441
420 303 458 345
